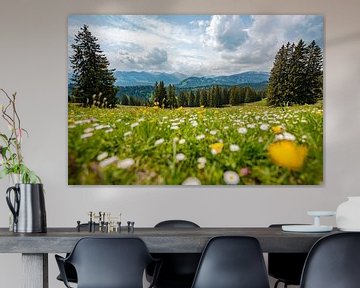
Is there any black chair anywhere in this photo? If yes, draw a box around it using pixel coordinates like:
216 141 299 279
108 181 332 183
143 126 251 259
147 220 201 288
300 232 360 288
55 237 160 288
56 223 99 284
268 224 308 288
191 236 270 288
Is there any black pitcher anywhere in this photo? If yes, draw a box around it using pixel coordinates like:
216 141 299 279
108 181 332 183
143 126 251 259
6 183 47 233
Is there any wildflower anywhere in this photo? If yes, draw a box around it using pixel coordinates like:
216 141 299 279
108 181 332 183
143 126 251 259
95 124 108 130
283 132 296 141
175 153 186 162
210 130 217 135
238 127 247 134
179 139 186 145
105 128 114 133
80 132 93 139
268 140 308 170
247 123 256 129
196 134 205 140
223 171 240 185
224 126 229 130
210 142 224 155
191 121 198 127
99 156 119 168
272 125 284 134
171 125 179 130
230 144 240 152
118 158 135 169
131 122 139 129
97 152 108 161
260 124 269 131
240 167 250 176
124 131 132 137
182 177 201 185
258 137 264 143
84 127 94 133
197 157 207 169
173 137 179 143
275 134 285 141
155 138 165 146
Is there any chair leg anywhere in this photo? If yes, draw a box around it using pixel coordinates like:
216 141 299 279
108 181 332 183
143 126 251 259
274 280 289 288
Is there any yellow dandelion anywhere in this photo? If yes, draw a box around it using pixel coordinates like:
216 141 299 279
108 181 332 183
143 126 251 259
268 140 308 170
210 142 224 155
272 125 284 134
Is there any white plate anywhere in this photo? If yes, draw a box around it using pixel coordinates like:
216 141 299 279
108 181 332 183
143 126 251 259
338 227 360 232
307 211 336 217
282 225 333 232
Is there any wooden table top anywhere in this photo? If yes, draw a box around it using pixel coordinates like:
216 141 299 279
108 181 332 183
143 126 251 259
0 227 340 253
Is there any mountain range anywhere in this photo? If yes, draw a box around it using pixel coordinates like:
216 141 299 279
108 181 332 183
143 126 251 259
114 71 270 88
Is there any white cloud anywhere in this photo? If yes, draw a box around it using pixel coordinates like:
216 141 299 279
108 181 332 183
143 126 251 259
205 15 249 51
68 15 323 76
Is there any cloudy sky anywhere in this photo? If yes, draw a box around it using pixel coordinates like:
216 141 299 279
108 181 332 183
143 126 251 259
68 15 323 76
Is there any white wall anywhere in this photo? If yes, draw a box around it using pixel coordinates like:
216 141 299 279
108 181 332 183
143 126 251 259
1 0 360 287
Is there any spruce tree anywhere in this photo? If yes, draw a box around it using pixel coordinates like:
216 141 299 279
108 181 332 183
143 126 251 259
267 40 323 106
70 25 117 108
178 91 187 107
305 40 323 101
157 81 168 108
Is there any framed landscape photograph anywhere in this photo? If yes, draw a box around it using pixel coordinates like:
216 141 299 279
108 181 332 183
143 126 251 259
67 15 323 185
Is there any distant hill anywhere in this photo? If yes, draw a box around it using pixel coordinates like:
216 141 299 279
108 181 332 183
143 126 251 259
114 71 187 86
113 71 269 88
177 71 270 88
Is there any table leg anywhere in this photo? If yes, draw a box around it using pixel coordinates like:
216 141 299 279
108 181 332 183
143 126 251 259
22 253 48 288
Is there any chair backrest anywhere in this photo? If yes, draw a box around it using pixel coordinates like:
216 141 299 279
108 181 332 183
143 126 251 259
268 224 308 285
300 232 360 288
155 220 200 228
191 236 270 288
66 237 154 288
151 220 201 286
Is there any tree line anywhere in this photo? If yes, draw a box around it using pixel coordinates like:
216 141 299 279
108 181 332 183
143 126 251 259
120 82 264 108
267 40 323 106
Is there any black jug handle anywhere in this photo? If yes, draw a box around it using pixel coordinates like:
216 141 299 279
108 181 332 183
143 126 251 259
6 186 20 224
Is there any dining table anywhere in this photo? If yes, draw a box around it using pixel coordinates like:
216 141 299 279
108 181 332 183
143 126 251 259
0 226 340 288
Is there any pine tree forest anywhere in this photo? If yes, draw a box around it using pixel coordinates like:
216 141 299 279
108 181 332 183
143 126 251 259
267 40 323 107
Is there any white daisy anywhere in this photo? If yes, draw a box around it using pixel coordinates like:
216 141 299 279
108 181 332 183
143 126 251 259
230 144 240 152
155 138 165 146
196 134 205 140
260 124 269 131
80 132 93 139
97 152 108 161
182 177 201 185
179 139 186 145
117 158 135 169
283 132 296 141
238 127 248 134
223 171 240 185
99 156 119 168
84 127 94 133
131 122 139 129
175 153 186 162
210 130 217 135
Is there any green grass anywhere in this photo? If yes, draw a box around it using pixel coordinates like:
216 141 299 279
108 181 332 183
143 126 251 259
68 103 323 185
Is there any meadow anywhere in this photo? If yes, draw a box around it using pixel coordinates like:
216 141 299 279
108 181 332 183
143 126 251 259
68 102 323 185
